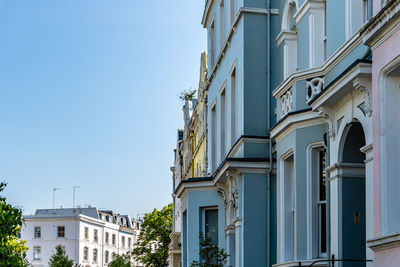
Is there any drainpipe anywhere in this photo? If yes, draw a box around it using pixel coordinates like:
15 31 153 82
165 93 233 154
266 0 272 266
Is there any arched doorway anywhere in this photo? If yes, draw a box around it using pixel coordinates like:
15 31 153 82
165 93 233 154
340 121 366 267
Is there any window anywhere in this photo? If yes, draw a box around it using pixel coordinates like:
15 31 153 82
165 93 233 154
122 236 126 248
308 2 325 67
209 20 216 68
93 248 98 262
84 227 89 239
278 0 298 78
112 234 116 245
318 150 327 256
230 67 236 146
220 88 226 160
33 246 41 260
229 0 236 26
120 218 124 225
307 144 329 259
112 252 116 260
219 0 226 49
105 251 109 263
128 237 132 248
34 226 41 239
83 247 89 261
204 208 218 246
57 226 65 238
279 152 295 262
106 215 110 222
345 0 369 39
380 61 400 235
105 232 109 244
94 229 98 243
211 104 217 171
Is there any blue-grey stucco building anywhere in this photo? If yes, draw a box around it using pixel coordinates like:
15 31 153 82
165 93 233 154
172 0 385 266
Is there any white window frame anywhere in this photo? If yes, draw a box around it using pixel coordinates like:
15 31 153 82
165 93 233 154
229 61 237 148
34 226 41 239
94 229 98 243
306 142 327 259
57 225 65 238
278 150 296 263
219 84 227 162
202 207 219 243
84 227 89 240
345 0 368 40
219 0 226 49
33 246 41 260
93 248 98 263
83 247 89 261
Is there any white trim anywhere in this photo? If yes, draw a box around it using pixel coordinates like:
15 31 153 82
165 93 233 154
306 142 325 259
273 31 363 99
294 0 325 24
367 233 400 252
270 111 325 143
310 62 372 110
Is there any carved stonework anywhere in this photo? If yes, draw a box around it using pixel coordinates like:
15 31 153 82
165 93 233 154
306 77 324 103
280 88 293 118
353 78 372 117
318 106 336 140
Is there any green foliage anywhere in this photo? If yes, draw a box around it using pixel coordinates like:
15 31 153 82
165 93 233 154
0 182 29 267
131 203 172 267
108 253 132 267
48 245 74 267
179 88 197 101
190 233 229 267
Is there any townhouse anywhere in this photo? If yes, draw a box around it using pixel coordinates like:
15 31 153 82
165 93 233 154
22 208 142 267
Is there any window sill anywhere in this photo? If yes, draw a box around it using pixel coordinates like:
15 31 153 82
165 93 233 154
367 232 400 252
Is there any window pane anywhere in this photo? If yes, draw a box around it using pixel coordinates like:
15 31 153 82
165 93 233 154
205 209 218 246
320 204 327 253
319 150 326 201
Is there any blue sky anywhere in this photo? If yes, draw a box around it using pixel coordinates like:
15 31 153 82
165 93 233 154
0 0 206 217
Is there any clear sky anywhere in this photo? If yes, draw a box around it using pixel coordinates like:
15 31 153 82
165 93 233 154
0 0 206 217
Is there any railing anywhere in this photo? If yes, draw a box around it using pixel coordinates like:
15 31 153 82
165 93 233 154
295 254 373 267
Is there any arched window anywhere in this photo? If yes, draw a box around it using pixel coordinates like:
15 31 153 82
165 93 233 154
277 0 298 79
345 0 369 39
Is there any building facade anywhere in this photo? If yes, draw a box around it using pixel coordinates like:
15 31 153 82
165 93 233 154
22 208 142 267
362 0 400 266
172 0 400 266
169 52 209 267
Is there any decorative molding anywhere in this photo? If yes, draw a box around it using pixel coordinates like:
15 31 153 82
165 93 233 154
280 88 293 118
270 110 325 143
353 78 372 117
306 77 324 103
273 30 363 99
363 0 400 49
205 6 279 86
325 163 365 181
294 0 326 25
367 232 400 252
317 106 336 140
276 30 298 46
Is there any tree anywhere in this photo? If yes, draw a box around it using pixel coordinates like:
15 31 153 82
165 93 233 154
131 203 172 267
48 245 74 267
179 88 197 101
190 233 229 267
108 253 132 267
0 182 29 267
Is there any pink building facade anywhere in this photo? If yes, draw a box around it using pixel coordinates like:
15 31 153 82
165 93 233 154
363 0 400 266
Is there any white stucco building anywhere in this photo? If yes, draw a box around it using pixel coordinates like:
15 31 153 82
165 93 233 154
21 208 143 267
